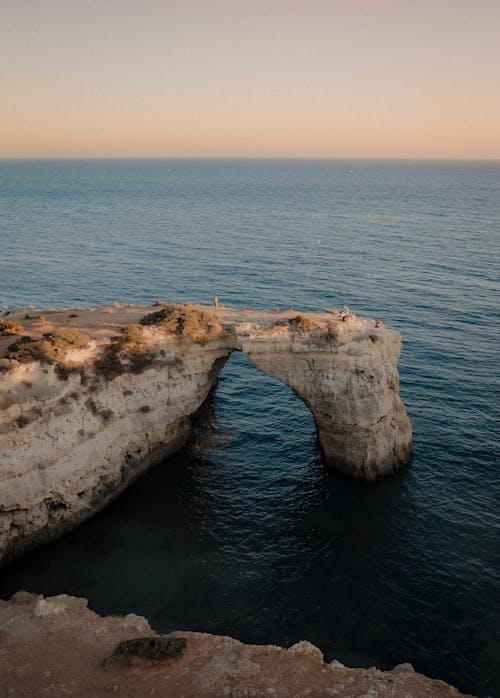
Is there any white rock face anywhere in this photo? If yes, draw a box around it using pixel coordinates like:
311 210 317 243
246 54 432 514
0 304 412 566
245 326 412 479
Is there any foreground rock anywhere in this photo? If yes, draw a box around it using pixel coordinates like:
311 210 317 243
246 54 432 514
0 303 412 566
0 593 474 698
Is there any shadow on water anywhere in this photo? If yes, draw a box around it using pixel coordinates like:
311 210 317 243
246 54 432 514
0 353 498 697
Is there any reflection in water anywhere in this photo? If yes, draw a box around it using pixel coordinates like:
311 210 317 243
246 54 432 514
0 353 499 697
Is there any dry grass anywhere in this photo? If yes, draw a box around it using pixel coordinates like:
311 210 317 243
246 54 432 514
8 329 90 366
0 319 25 336
276 314 339 340
95 323 153 379
287 315 318 333
140 304 222 342
111 323 150 354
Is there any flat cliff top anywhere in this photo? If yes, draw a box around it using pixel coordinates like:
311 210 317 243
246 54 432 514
0 302 384 361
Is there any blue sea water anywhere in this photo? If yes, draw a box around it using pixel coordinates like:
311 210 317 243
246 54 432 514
0 159 499 696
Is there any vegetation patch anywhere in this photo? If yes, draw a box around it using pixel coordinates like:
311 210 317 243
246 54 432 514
7 329 90 368
287 315 318 333
140 303 222 342
0 319 25 336
114 636 187 662
277 314 337 339
95 323 153 379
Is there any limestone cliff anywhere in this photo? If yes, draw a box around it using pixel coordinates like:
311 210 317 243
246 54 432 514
0 303 412 566
0 593 474 697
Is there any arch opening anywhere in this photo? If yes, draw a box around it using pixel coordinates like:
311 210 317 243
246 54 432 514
191 350 321 483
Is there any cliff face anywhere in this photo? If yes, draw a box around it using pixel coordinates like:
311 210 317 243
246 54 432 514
0 593 475 697
0 304 412 566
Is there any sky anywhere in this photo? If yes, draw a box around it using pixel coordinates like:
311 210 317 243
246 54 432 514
1 0 499 159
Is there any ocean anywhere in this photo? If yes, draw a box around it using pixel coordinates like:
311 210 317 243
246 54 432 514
0 159 499 696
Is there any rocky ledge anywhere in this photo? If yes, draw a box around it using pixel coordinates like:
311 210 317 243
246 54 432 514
0 593 474 697
0 303 412 566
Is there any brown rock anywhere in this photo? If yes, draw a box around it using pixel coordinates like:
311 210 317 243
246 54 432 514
0 594 475 698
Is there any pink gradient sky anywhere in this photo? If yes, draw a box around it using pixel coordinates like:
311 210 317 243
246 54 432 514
1 0 499 158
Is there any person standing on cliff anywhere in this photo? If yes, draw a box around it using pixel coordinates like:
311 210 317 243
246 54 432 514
340 305 350 321
213 296 219 309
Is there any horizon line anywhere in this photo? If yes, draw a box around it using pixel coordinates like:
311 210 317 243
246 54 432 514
1 156 500 162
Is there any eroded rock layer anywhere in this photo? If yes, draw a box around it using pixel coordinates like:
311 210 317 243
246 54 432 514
0 593 474 697
0 303 412 566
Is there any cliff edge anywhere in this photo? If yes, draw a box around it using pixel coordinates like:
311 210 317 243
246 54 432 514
0 593 473 697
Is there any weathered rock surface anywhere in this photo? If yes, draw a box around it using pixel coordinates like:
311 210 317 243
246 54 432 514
0 304 412 566
0 592 474 697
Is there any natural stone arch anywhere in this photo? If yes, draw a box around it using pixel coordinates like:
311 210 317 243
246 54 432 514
208 338 411 481
241 337 411 480
0 304 412 567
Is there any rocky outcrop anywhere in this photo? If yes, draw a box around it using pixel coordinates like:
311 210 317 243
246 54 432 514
0 304 412 566
0 592 474 697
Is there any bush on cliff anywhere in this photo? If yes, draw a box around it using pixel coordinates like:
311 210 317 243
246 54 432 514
140 304 222 342
113 636 187 662
111 323 150 355
0 319 25 336
8 329 90 366
95 323 153 378
287 315 318 333
281 314 338 340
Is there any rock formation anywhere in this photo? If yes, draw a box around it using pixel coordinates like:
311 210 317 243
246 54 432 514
0 303 412 566
0 592 474 697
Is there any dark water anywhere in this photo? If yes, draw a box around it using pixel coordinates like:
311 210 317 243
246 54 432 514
0 160 499 696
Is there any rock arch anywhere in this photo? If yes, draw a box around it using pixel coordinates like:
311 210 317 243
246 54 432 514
0 305 412 566
242 336 411 481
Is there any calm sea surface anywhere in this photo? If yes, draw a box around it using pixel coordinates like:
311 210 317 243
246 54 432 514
0 160 499 696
